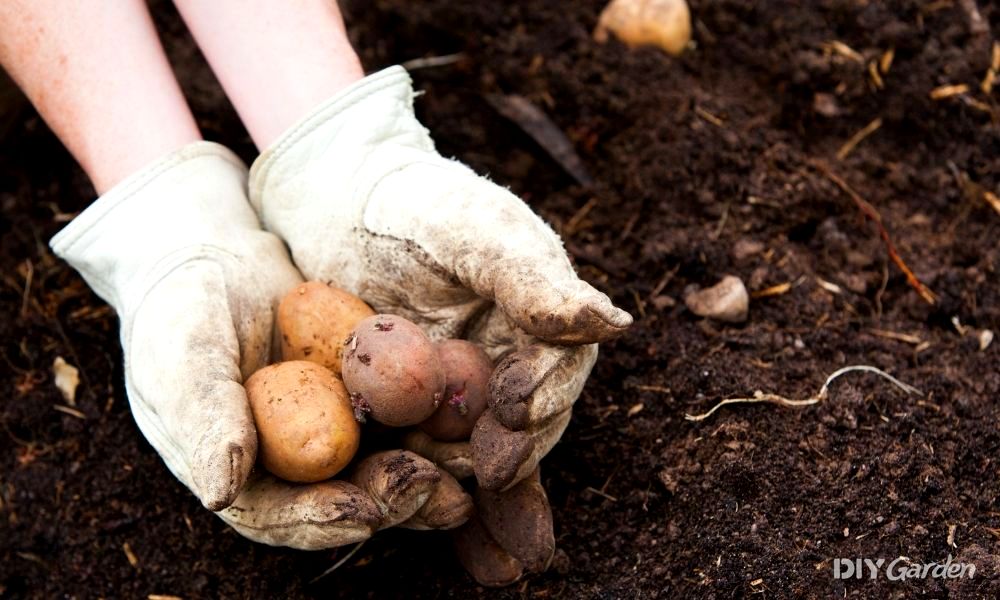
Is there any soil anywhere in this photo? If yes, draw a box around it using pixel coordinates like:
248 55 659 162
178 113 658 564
2 0 999 598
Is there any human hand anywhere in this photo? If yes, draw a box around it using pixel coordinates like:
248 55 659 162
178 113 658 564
50 142 461 549
248 66 632 493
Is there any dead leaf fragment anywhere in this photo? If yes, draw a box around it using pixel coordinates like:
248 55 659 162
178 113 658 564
485 94 593 186
52 357 80 405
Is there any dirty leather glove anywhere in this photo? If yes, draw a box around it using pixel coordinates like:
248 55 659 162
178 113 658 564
49 142 445 549
248 66 632 492
452 468 556 587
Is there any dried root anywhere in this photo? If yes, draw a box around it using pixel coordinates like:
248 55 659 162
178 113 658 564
685 365 922 422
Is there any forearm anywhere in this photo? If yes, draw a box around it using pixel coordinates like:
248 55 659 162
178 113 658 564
0 0 200 193
173 0 364 149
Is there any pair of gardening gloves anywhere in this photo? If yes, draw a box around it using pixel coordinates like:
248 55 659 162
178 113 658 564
51 66 631 586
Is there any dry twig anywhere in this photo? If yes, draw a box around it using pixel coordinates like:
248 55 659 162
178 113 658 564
930 84 969 100
982 42 1000 93
685 365 921 422
837 118 882 160
808 159 937 304
485 94 593 185
400 53 465 71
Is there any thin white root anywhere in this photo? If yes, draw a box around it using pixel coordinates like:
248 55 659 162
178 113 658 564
684 364 922 422
309 540 367 584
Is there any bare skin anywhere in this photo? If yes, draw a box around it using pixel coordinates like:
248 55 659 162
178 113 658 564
173 0 365 149
0 0 201 193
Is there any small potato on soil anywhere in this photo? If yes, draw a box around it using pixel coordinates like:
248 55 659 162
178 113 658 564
419 340 492 441
342 314 445 427
245 361 360 483
277 281 375 376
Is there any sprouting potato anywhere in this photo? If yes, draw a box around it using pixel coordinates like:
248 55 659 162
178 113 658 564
277 281 375 376
342 314 445 427
245 360 360 482
419 340 492 441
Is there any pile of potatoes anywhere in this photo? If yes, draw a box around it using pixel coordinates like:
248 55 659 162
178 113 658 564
245 281 555 586
245 282 491 483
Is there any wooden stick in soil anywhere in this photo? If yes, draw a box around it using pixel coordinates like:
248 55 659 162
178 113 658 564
808 159 937 305
685 364 921 422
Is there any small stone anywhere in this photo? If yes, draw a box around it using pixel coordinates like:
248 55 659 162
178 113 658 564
684 275 749 323
979 329 994 351
651 295 676 310
813 92 840 117
731 238 765 261
842 273 867 294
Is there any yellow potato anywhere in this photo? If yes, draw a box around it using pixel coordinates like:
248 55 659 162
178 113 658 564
245 361 360 483
278 282 375 376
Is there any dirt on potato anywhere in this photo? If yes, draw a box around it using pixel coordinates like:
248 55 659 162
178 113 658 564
1 1 999 598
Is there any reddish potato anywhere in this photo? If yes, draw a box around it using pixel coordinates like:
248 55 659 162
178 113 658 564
245 361 360 482
419 340 492 441
342 314 445 427
277 282 375 376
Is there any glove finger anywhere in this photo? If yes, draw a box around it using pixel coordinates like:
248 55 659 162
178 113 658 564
127 261 266 511
348 450 441 529
452 515 524 587
399 467 473 530
401 431 474 480
365 162 632 344
475 468 555 573
488 342 597 431
471 409 571 492
218 472 380 550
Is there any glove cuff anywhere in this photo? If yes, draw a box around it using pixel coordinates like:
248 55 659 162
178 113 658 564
50 141 256 312
248 65 434 225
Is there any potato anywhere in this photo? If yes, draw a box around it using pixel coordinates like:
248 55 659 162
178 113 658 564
245 360 360 482
594 0 691 56
277 282 375 375
419 340 492 441
342 314 445 427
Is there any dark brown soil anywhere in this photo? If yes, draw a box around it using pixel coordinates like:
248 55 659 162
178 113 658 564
2 1 999 598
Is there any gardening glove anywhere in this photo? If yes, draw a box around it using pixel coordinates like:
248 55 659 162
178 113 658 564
49 142 446 550
248 66 632 493
394 466 553 589
452 468 556 587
